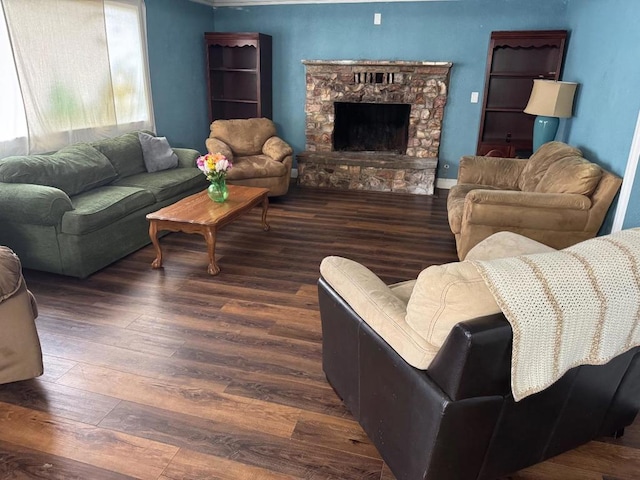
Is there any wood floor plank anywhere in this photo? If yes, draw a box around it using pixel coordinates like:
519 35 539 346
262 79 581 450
291 411 382 459
8 186 637 480
0 379 119 425
0 438 137 480
56 363 300 438
0 403 178 479
99 401 383 480
159 448 300 480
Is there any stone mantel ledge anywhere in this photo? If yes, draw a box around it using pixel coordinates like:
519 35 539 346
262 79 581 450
302 59 453 68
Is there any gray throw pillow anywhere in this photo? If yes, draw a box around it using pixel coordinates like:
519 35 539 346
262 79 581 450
138 132 179 173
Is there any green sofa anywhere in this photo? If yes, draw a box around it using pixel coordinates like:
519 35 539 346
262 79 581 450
0 131 208 278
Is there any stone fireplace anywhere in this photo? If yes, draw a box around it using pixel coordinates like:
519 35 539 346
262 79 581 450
297 60 452 195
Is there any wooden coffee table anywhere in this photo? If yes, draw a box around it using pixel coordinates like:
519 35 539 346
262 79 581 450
146 185 270 275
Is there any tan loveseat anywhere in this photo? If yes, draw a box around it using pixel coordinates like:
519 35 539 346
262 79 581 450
205 118 293 196
0 246 43 384
447 141 622 260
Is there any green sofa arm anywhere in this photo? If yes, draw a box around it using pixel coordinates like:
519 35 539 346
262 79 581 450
0 183 73 225
173 148 201 169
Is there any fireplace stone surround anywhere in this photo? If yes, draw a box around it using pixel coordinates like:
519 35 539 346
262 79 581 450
298 60 452 195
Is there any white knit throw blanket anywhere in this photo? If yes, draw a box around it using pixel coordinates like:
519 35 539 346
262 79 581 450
472 228 640 401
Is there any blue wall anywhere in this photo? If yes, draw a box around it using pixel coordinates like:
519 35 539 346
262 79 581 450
212 0 568 179
563 0 640 229
145 0 213 151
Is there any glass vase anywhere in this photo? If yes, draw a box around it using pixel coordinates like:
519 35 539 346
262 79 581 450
207 178 229 203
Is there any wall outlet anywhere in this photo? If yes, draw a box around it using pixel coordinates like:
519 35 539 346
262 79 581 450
470 91 479 103
374 13 382 25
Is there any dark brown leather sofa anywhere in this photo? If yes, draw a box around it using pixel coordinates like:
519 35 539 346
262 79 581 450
318 278 640 480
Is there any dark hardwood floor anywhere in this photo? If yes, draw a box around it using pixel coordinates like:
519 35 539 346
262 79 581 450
1 185 638 479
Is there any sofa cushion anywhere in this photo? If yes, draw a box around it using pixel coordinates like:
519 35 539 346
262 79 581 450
465 231 556 261
61 186 155 235
0 144 118 196
518 142 583 192
320 256 440 369
535 156 602 196
93 131 147 178
112 168 207 202
226 155 287 181
138 132 179 173
210 118 277 156
405 261 501 348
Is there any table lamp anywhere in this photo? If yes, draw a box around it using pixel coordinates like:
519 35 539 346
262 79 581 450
524 79 578 151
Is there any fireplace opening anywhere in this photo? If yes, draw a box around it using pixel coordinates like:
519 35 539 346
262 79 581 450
333 102 411 154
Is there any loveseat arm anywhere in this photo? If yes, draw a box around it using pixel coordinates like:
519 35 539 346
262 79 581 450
428 314 512 401
0 183 72 225
458 155 527 190
263 136 293 163
205 137 234 162
173 147 201 169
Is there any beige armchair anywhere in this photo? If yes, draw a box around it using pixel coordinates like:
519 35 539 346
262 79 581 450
205 118 293 196
0 246 43 384
447 142 622 260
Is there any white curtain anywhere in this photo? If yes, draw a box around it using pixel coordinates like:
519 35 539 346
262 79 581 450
0 0 154 156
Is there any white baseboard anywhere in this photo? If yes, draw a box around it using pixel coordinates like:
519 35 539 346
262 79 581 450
436 178 456 190
291 168 298 179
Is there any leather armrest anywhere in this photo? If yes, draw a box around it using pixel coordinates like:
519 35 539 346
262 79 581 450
458 156 527 190
263 136 293 163
205 137 234 162
428 313 513 401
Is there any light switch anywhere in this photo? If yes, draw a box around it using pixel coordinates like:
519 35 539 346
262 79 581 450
470 91 479 103
374 13 382 25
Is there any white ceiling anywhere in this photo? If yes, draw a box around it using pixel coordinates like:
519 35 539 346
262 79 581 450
191 0 460 7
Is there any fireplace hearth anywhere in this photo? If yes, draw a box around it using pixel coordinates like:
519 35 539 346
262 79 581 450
298 60 452 195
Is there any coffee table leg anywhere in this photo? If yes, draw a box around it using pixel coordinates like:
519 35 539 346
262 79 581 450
203 227 220 275
261 196 270 231
149 221 163 269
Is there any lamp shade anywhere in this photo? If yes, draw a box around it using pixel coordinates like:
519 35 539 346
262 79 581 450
524 80 578 118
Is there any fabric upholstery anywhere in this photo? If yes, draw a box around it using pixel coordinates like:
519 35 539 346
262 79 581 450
406 261 500 348
0 247 43 385
206 118 293 196
448 141 622 260
93 130 148 178
209 118 276 156
465 231 556 260
0 131 205 277
535 155 602 195
138 132 179 173
319 256 439 368
0 144 118 196
518 141 583 192
61 186 155 235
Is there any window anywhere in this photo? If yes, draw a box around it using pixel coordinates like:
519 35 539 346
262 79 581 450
0 0 154 157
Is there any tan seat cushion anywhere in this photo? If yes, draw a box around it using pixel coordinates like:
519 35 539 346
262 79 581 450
226 155 288 181
405 261 501 348
465 231 556 261
320 256 439 369
518 142 583 192
535 156 602 196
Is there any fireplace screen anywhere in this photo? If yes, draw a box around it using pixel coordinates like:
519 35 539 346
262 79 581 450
333 102 411 154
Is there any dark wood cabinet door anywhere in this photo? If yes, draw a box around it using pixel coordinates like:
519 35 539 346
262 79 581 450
476 30 567 157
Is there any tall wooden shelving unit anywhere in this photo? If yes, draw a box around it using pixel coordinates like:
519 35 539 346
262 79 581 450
204 32 272 122
476 30 568 157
